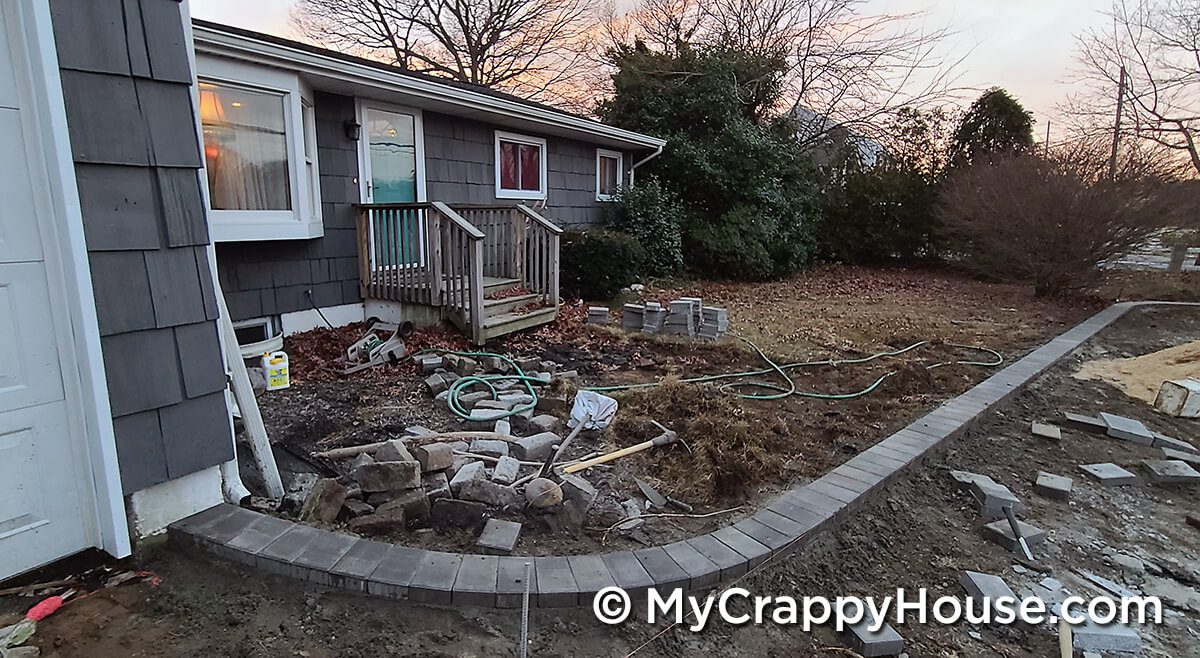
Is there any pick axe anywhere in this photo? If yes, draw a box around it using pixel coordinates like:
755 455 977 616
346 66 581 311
562 421 687 474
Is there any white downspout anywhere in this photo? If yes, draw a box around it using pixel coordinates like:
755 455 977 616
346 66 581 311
628 143 664 187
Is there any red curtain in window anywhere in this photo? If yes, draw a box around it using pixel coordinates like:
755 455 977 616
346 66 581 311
500 141 519 190
519 144 540 191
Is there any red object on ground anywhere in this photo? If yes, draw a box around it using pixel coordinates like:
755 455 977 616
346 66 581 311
26 595 64 621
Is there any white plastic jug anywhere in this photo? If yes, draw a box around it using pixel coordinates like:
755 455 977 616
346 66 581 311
261 351 290 391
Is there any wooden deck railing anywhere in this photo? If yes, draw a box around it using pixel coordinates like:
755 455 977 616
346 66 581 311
357 201 560 342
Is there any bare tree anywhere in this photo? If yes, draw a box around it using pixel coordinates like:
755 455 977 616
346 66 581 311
291 0 593 103
1067 0 1200 174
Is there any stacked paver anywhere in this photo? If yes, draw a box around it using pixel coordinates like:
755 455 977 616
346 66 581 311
616 297 729 339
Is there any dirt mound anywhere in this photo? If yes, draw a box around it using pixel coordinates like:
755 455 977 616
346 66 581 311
1074 339 1200 404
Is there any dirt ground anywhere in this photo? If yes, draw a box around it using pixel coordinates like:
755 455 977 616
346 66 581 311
250 266 1098 555
5 300 1198 658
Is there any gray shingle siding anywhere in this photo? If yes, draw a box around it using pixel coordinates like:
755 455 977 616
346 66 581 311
424 112 625 229
215 91 363 322
52 0 232 494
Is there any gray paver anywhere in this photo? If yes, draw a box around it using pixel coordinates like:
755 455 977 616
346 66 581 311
845 612 905 657
257 525 322 575
567 554 617 601
1142 459 1200 484
329 539 390 592
1163 446 1200 466
685 534 747 580
1033 471 1072 501
805 479 859 505
476 518 523 555
1031 422 1062 441
1099 412 1155 445
225 514 293 554
1062 412 1107 433
496 557 537 609
452 554 500 606
1079 462 1138 485
970 479 1022 520
661 541 720 589
1073 617 1141 653
960 570 1017 604
535 557 579 607
367 545 425 598
293 529 357 584
632 546 689 592
982 519 1047 551
408 551 464 604
733 517 791 551
1152 432 1198 454
601 551 655 592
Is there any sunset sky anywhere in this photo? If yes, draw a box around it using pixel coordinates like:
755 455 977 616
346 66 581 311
189 0 1115 126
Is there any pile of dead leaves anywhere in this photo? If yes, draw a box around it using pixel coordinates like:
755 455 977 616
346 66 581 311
283 322 469 385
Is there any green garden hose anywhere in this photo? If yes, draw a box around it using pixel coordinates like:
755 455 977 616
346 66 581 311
414 339 1004 422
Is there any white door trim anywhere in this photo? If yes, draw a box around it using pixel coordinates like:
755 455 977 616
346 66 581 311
356 99 427 204
12 0 130 558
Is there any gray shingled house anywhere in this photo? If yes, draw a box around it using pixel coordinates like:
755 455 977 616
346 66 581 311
1 0 662 582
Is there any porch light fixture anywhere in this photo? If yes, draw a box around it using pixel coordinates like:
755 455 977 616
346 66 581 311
344 120 361 141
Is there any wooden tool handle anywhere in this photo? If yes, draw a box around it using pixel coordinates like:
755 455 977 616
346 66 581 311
562 440 652 474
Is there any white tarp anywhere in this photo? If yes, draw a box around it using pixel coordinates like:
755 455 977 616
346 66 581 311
568 390 619 430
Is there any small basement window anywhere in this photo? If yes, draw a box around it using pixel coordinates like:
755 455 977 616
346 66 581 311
233 317 283 359
495 131 547 200
596 148 623 201
197 55 323 241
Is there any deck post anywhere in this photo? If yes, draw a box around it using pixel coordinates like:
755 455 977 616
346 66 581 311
427 209 443 305
548 231 560 308
469 237 486 344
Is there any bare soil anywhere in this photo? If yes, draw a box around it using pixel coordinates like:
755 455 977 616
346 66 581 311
252 267 1097 555
7 302 1198 657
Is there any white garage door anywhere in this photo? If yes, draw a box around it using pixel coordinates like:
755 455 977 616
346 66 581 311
0 0 96 579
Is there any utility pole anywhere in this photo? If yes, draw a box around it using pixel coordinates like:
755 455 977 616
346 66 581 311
1108 65 1127 179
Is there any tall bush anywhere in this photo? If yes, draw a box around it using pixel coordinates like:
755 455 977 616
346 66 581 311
606 178 685 276
558 229 644 300
938 149 1190 296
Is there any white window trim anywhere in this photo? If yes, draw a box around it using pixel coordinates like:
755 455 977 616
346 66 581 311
196 54 323 242
596 148 624 202
494 130 547 200
356 99 427 204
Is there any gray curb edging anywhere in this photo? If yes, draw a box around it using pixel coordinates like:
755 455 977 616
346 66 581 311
169 301 1198 608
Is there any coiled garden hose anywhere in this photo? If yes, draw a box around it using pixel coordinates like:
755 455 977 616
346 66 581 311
414 339 1004 422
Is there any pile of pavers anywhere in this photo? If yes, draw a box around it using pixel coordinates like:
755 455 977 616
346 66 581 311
296 353 610 556
1061 410 1200 486
596 297 729 339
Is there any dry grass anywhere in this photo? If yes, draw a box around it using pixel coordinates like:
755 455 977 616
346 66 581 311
1094 270 1200 303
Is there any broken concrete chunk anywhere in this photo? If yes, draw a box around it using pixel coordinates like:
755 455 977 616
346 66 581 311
405 425 436 438
493 419 511 436
560 473 598 513
1030 421 1061 441
1062 412 1107 433
476 399 515 411
982 518 1047 551
348 506 406 535
1098 412 1155 445
492 456 521 485
425 373 448 395
299 478 348 524
528 414 561 434
514 356 540 372
457 478 522 509
556 370 579 382
431 498 489 530
375 439 414 463
457 391 492 410
1154 378 1200 417
414 443 455 473
466 408 508 429
1141 459 1200 484
450 460 486 493
353 461 422 492
525 477 563 509
350 452 375 472
377 488 431 521
417 354 444 374
617 499 644 530
339 499 374 520
512 432 561 461
949 470 995 490
452 356 479 376
468 439 510 459
959 570 1017 606
1079 462 1138 485
538 360 559 374
1033 471 1072 502
476 518 523 555
970 479 1022 521
423 471 451 500
844 611 904 658
536 395 570 413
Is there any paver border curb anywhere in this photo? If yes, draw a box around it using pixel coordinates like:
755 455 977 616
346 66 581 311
169 301 1200 608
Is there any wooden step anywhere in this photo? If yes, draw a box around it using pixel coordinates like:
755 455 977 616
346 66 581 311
475 306 558 343
483 277 522 296
484 293 542 316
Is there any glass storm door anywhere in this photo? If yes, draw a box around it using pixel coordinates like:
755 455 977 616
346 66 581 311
364 108 423 266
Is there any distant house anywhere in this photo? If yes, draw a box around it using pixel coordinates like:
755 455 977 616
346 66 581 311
1 0 662 582
789 105 886 168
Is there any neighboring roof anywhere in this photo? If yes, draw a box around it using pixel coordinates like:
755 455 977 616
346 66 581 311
191 20 666 151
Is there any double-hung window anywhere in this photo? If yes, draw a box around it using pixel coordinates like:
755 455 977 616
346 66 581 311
495 131 547 200
197 55 322 241
596 149 623 201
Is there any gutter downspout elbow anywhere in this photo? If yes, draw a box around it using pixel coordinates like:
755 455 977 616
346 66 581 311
628 143 664 187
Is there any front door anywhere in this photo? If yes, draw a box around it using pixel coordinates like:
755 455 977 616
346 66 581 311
0 0 96 579
361 105 425 266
